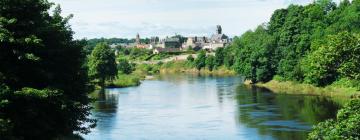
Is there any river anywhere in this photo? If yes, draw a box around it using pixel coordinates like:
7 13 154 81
83 74 342 140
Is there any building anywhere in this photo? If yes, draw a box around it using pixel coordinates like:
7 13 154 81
184 36 209 49
160 37 181 48
153 47 181 54
208 25 230 50
183 25 230 51
135 33 141 44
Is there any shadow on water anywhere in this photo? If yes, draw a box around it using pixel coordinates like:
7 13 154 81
233 84 341 140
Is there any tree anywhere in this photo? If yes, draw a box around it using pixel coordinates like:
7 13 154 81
214 47 225 67
88 42 118 87
302 32 360 86
206 55 215 71
118 58 133 74
233 26 276 83
0 1 94 139
223 44 237 68
194 50 206 70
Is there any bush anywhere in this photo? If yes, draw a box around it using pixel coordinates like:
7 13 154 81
194 50 206 70
187 55 194 62
118 59 133 74
308 99 360 140
331 78 360 91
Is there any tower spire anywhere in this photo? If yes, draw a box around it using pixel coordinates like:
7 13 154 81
217 25 222 34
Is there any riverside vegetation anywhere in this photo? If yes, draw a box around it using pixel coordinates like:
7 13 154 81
219 0 360 139
1 0 360 139
0 0 95 139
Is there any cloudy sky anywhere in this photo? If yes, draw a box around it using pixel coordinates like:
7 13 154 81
49 0 339 39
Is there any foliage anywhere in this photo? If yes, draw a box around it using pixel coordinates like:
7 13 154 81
88 43 118 87
117 59 134 74
205 55 215 71
223 44 236 68
194 50 206 70
107 74 141 88
308 99 360 140
214 47 225 68
187 55 194 62
331 78 360 91
230 0 360 87
0 1 94 139
301 32 360 86
234 26 276 83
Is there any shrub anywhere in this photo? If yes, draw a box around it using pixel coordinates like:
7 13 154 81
308 99 360 140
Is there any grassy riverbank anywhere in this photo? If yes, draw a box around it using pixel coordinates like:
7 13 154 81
256 80 360 98
106 74 142 88
105 63 160 88
159 61 236 76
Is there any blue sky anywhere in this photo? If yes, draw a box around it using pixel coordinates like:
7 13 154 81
49 0 339 39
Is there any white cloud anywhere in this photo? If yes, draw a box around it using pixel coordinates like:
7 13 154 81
48 0 329 39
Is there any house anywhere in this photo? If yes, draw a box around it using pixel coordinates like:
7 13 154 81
162 38 181 48
184 36 209 49
153 47 181 54
136 44 149 49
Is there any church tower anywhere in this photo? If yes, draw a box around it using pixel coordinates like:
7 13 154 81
136 33 140 44
216 25 222 34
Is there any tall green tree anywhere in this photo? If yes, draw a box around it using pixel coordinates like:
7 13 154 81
214 47 225 67
194 50 207 70
234 26 276 83
0 0 94 139
88 43 117 87
205 55 215 71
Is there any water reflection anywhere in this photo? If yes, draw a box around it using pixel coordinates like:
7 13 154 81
84 75 343 140
234 85 340 140
93 90 119 113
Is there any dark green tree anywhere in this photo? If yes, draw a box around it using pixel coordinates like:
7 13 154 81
234 26 276 83
118 58 133 74
88 43 118 87
214 47 225 67
205 55 215 71
0 1 94 139
194 50 206 70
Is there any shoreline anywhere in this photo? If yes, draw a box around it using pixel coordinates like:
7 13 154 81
159 67 237 77
255 80 360 98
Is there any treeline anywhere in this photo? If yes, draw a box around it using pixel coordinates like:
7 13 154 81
225 0 360 90
0 1 95 139
218 0 360 139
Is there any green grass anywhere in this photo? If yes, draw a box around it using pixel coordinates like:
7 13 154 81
105 63 160 88
159 61 237 76
106 74 141 88
256 80 360 98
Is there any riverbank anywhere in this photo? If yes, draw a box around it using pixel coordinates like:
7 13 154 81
159 61 236 76
105 64 153 88
106 74 142 88
256 80 360 98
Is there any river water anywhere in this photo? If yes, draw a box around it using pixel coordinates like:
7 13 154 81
83 75 342 140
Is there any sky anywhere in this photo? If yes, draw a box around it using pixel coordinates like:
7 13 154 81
49 0 339 39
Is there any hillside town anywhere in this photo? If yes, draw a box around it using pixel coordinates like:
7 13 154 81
112 25 232 54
